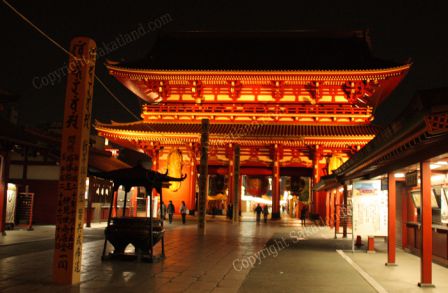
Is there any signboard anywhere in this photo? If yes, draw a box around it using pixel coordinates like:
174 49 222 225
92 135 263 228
6 183 17 226
53 37 96 285
441 188 448 224
16 193 34 227
410 190 439 209
405 171 418 187
351 180 388 237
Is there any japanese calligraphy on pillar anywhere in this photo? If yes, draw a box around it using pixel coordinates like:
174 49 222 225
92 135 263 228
53 37 96 285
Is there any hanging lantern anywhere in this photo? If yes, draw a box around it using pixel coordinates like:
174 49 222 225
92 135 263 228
328 155 345 174
245 176 269 196
167 149 183 192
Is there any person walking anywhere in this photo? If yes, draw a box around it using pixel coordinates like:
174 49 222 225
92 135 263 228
167 200 175 224
300 205 308 227
159 201 166 220
180 201 187 224
262 205 269 223
254 204 262 223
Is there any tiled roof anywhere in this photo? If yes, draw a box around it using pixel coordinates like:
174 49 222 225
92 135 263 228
334 87 448 180
96 121 378 138
118 30 405 71
89 151 130 172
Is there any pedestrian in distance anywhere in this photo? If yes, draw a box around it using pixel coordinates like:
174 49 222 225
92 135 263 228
167 200 175 224
159 201 166 220
300 204 308 227
254 203 262 223
180 201 187 224
262 205 269 223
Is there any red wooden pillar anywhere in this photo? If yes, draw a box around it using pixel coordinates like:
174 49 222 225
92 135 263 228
312 146 321 215
271 144 281 219
232 145 241 223
131 188 138 217
150 144 160 172
325 191 330 226
150 147 160 209
85 178 94 228
342 184 348 238
386 172 397 266
402 185 408 249
335 191 341 233
189 156 197 211
112 190 118 217
418 161 434 287
238 174 242 218
329 191 335 227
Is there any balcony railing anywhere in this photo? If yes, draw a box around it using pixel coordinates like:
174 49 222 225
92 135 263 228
142 103 371 117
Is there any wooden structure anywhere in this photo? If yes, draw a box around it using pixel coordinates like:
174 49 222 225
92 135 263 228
96 30 410 220
104 217 164 261
53 37 96 285
96 162 186 261
329 88 448 287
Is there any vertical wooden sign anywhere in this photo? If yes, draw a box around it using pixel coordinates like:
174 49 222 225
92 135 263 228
53 37 96 285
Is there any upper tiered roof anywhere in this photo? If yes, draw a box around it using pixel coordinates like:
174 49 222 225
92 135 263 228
117 30 405 71
105 30 411 110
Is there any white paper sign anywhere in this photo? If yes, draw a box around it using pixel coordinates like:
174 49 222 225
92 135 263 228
352 180 388 237
441 188 448 224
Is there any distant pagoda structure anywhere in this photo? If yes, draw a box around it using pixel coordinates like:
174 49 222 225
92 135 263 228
96 30 410 219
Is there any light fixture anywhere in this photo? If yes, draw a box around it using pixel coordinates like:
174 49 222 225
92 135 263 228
430 161 447 169
147 91 160 102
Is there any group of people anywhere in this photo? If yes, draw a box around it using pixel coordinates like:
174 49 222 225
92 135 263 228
254 204 270 223
159 200 308 226
159 200 188 224
254 203 308 225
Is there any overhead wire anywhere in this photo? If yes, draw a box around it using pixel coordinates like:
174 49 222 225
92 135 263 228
3 0 143 121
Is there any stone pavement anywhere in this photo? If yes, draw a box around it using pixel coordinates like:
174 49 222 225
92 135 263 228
0 216 447 292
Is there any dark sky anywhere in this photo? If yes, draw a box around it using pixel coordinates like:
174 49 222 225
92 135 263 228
2 0 448 127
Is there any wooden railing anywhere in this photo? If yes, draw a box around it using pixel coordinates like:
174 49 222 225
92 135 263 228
142 103 371 117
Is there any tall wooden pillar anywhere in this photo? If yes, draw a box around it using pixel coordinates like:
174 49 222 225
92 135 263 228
418 161 434 287
271 144 281 219
53 37 96 285
198 119 209 234
112 190 118 217
401 185 408 249
335 191 341 233
188 146 197 211
329 191 335 227
312 146 322 215
85 178 95 228
386 172 397 266
232 145 241 223
149 146 160 200
227 144 235 208
342 184 348 238
152 148 160 171
0 153 9 235
325 191 330 226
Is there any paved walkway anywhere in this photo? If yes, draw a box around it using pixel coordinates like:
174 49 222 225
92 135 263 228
0 216 447 292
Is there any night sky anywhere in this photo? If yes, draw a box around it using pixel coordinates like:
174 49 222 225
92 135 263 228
2 0 448 127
